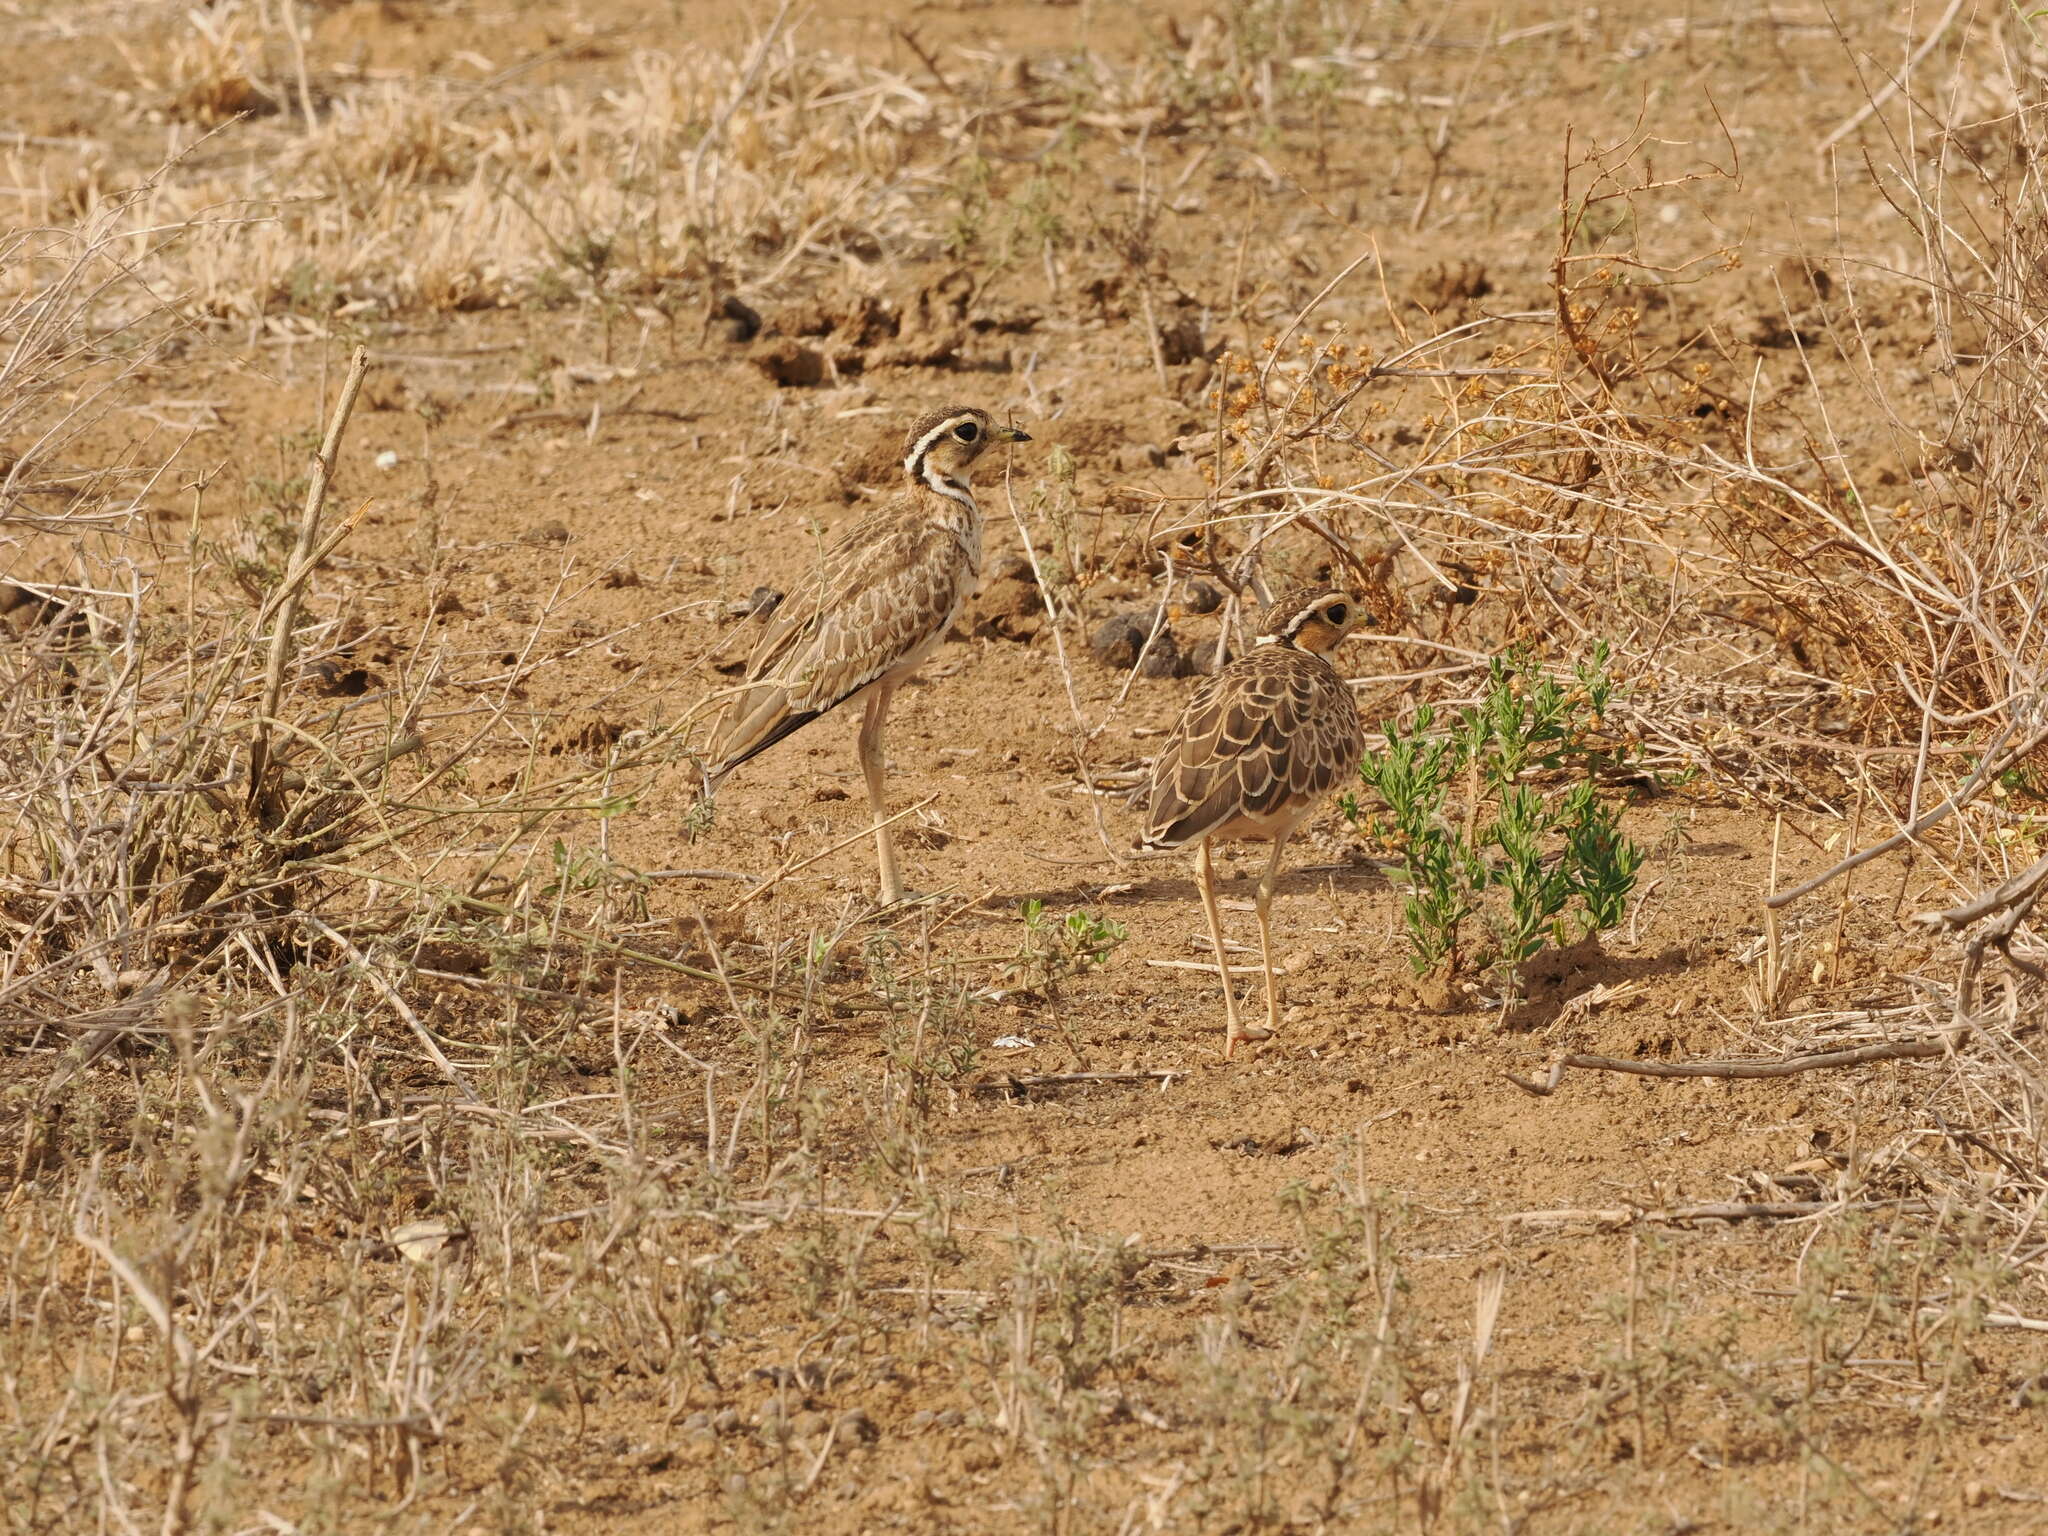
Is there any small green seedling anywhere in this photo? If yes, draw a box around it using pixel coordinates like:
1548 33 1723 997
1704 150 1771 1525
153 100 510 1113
1006 899 1129 997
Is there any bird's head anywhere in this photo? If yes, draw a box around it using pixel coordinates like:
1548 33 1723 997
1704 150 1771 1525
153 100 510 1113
903 405 1030 491
1255 587 1372 653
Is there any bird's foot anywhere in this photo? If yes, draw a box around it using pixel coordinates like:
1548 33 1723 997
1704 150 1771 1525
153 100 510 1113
1219 1021 1275 1059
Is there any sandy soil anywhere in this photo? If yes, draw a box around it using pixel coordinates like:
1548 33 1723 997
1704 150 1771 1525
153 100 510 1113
6 2 2047 1532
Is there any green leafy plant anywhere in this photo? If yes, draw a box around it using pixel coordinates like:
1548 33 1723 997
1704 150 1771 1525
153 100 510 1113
1346 644 1644 996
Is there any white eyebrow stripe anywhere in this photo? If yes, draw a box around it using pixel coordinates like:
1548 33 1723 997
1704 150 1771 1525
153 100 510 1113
903 416 967 481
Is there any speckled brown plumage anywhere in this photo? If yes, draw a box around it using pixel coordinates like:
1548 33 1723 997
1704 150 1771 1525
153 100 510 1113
1138 586 1368 1056
1139 636 1363 851
707 512 971 779
701 405 1030 905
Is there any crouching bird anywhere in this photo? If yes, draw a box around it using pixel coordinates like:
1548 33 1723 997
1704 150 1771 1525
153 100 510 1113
1138 587 1367 1056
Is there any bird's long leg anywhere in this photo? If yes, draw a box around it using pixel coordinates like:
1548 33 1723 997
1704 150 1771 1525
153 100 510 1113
857 683 904 906
1254 830 1293 1041
1194 838 1245 1058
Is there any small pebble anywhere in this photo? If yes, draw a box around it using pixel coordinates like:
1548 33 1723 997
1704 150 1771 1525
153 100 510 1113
908 1409 935 1430
794 1410 829 1437
712 1409 741 1434
681 1411 711 1433
836 1409 878 1443
374 449 400 471
935 1408 965 1429
723 1473 749 1498
753 340 827 388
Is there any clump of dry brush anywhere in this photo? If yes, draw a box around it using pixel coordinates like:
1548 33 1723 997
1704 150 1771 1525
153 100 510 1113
0 173 813 1529
1 228 425 1136
0 188 708 1146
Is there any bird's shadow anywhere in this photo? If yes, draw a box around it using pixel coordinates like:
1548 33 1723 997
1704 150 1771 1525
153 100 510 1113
988 861 1391 911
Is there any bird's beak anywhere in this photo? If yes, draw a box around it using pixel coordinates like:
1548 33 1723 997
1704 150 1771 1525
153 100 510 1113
996 424 1032 443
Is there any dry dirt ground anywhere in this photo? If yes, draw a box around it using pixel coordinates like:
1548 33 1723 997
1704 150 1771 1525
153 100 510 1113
7 1 2048 1532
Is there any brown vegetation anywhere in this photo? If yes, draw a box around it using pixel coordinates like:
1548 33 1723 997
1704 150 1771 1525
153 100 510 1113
6 1 2048 1531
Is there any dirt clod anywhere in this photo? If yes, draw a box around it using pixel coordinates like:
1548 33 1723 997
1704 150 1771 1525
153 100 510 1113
547 714 623 756
1137 629 1182 678
964 556 1045 640
713 293 762 343
753 339 829 387
1412 259 1492 311
1090 610 1173 670
1157 310 1210 366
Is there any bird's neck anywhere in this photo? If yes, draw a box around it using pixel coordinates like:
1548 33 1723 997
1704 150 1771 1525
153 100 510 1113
915 472 980 525
915 459 976 512
916 478 983 573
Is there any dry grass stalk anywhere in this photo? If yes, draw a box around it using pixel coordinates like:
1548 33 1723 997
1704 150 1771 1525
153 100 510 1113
247 345 370 802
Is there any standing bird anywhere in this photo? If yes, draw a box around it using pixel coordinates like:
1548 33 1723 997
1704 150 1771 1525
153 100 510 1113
701 405 1031 906
1138 587 1367 1057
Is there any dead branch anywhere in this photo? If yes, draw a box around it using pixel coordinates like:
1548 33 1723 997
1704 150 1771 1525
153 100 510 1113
1920 853 2048 932
970 1070 1184 1098
1814 0 1971 159
1505 1034 1963 1097
1506 1198 1935 1228
486 404 699 436
303 916 481 1104
1768 721 2048 909
1914 853 2048 1013
723 794 940 912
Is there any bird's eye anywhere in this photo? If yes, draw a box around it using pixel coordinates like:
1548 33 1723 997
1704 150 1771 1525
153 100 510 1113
1325 602 1350 626
954 421 980 442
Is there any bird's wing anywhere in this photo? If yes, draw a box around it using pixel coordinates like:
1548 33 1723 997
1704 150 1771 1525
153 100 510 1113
1139 654 1361 849
707 513 966 781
